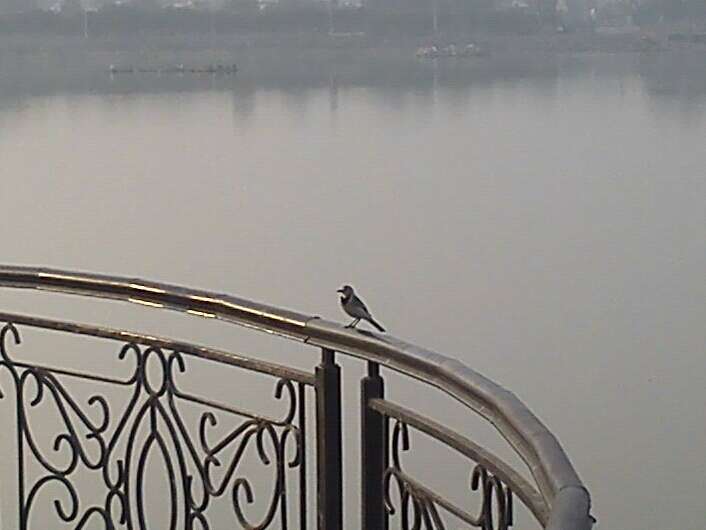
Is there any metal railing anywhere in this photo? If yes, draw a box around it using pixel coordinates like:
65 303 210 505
0 265 594 530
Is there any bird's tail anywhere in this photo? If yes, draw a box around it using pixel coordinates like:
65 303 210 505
369 317 385 333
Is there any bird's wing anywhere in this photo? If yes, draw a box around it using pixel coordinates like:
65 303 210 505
348 296 372 319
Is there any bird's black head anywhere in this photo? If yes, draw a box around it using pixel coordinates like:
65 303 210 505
337 285 354 299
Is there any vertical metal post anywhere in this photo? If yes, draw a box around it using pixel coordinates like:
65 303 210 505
328 0 335 35
432 0 438 37
316 348 342 530
298 382 307 530
361 361 388 530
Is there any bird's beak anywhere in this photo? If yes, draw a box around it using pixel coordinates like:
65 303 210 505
336 289 344 293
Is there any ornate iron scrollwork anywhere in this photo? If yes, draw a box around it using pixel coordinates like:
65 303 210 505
384 420 514 530
0 322 305 530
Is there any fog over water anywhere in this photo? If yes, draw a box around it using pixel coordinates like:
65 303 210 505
0 48 704 530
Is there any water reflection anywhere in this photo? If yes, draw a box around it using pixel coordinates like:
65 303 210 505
3 47 706 117
0 47 704 530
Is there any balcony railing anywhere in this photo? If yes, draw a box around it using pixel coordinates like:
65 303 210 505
0 265 593 530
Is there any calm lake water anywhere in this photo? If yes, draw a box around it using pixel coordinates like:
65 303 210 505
0 48 704 530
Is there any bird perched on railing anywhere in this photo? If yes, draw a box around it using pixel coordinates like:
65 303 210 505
337 285 385 332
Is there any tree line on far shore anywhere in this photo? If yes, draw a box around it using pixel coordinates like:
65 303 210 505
0 0 704 37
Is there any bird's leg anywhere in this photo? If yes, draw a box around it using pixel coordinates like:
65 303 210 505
346 318 360 328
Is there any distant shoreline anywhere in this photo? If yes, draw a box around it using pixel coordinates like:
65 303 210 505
2 24 705 103
1 20 705 56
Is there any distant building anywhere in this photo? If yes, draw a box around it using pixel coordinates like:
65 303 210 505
59 0 84 13
367 0 492 11
0 0 40 13
551 0 591 24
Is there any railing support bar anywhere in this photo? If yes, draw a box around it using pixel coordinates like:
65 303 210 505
315 348 343 530
361 361 388 530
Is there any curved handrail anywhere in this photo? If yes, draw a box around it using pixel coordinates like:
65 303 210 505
0 311 316 386
0 265 593 530
370 398 549 524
